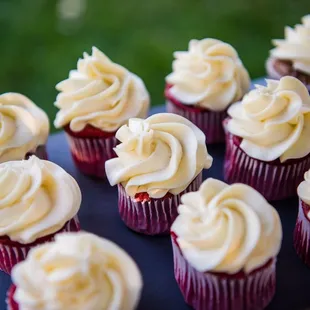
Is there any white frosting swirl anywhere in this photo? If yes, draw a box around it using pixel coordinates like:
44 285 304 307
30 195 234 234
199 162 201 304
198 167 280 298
0 156 81 243
227 76 310 162
54 46 149 132
172 178 282 274
270 15 310 75
12 232 142 310
298 170 310 206
105 113 213 198
165 38 250 111
0 93 49 163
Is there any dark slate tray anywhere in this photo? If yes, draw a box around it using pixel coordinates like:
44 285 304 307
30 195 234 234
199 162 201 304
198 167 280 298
1 99 310 310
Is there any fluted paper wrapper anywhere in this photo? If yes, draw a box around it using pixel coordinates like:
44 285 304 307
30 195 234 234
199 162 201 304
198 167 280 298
0 216 80 275
224 130 310 201
294 199 310 267
171 235 276 310
65 133 117 178
117 173 202 235
166 100 227 144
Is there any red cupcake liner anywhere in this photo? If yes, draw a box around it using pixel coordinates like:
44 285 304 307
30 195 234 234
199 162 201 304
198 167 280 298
65 131 117 178
171 234 276 310
294 199 310 266
118 173 202 235
6 285 18 310
0 216 80 275
224 130 310 201
165 85 227 144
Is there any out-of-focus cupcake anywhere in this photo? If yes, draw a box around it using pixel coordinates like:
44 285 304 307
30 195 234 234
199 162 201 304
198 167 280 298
7 232 142 310
294 169 310 266
105 113 213 235
266 15 310 91
0 156 81 274
165 38 250 144
0 93 49 162
54 46 150 178
224 76 310 201
171 178 282 310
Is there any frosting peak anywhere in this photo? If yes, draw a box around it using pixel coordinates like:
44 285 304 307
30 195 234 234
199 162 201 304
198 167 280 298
298 170 310 207
12 232 142 310
105 113 213 198
271 15 310 75
166 38 250 111
171 178 282 274
0 156 81 243
227 76 310 162
0 93 49 163
54 46 149 132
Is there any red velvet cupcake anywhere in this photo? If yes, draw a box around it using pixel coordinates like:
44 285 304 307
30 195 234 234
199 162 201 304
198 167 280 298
7 232 142 310
224 76 310 201
165 38 250 144
0 92 49 162
171 178 282 310
266 15 310 91
105 113 213 235
54 46 149 178
294 170 310 266
0 156 81 274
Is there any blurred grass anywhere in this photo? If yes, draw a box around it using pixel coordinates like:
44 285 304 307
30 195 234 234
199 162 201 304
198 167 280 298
0 0 308 132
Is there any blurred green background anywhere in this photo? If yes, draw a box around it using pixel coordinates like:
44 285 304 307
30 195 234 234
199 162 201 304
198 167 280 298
0 0 308 132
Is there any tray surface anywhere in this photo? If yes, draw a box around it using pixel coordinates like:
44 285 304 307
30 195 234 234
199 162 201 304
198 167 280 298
1 104 310 310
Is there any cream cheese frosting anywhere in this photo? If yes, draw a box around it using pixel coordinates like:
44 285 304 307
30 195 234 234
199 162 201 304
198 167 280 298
0 156 81 243
298 170 310 207
105 113 213 198
226 76 310 162
165 38 250 111
0 93 49 163
270 15 310 75
12 232 142 310
171 178 282 274
54 46 149 132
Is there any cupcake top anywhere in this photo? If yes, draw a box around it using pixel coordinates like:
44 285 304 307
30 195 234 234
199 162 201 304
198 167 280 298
165 38 250 111
105 113 213 198
11 232 142 310
226 76 310 162
171 178 282 274
54 46 149 132
0 93 49 163
270 15 310 75
0 156 81 244
298 170 310 206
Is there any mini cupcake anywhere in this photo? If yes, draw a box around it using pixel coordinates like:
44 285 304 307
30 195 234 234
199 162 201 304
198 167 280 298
171 178 282 310
7 232 142 310
0 92 49 161
54 46 150 178
105 113 213 235
266 15 310 91
0 156 81 274
294 169 310 266
224 76 310 201
165 38 250 144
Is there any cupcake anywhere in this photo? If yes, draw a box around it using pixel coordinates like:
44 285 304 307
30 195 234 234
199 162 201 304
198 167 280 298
0 156 81 274
105 113 213 235
294 169 310 266
0 92 49 162
165 38 250 144
224 76 310 201
54 46 150 178
266 15 310 91
171 178 282 310
7 232 142 310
